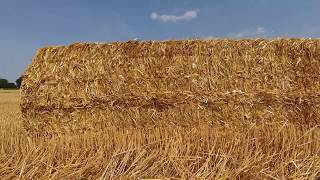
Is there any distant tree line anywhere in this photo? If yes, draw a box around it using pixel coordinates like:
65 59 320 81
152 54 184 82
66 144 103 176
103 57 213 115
0 76 23 89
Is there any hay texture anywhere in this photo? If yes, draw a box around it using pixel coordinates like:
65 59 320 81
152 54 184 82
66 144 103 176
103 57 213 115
21 39 320 136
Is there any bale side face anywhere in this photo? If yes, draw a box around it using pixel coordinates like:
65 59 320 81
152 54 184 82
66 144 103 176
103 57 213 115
21 39 320 136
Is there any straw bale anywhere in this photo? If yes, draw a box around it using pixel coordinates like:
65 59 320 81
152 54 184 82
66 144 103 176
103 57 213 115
21 39 320 136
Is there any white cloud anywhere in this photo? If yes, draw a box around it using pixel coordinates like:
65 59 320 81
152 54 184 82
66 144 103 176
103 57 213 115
150 10 198 22
204 36 218 40
232 26 268 38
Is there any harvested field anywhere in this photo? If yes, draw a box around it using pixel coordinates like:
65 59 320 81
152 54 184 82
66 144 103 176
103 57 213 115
1 90 320 179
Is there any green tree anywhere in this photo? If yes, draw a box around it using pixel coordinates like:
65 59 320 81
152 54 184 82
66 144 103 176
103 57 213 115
0 78 17 89
0 79 9 88
7 83 17 88
16 76 23 88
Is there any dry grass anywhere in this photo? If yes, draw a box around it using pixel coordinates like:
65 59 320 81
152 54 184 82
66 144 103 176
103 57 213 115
1 90 319 179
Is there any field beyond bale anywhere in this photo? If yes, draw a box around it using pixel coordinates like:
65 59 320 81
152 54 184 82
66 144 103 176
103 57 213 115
0 90 319 179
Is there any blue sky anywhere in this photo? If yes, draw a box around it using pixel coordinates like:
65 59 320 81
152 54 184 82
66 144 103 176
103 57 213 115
1 0 320 82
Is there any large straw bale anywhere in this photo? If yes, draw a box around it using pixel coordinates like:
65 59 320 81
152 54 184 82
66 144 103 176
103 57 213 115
21 39 320 136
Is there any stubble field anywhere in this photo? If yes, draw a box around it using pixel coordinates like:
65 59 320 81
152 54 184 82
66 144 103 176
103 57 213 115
0 90 320 179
